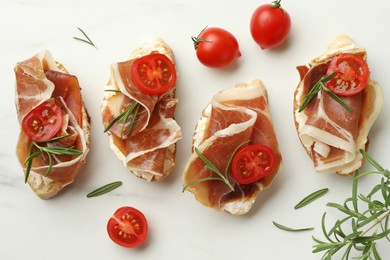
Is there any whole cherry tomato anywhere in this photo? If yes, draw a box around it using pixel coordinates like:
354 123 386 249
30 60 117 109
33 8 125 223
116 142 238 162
107 206 148 248
250 0 291 49
192 27 241 68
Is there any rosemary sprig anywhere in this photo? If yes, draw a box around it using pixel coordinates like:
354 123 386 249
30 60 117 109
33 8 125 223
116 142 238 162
87 181 122 198
312 150 390 259
182 140 250 193
23 135 83 183
298 72 352 113
104 102 140 139
73 27 97 49
273 221 314 232
295 188 329 209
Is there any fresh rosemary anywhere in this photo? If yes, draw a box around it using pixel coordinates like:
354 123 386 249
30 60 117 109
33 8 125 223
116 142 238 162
312 150 390 259
182 140 250 193
73 27 97 49
104 102 140 139
295 188 329 209
273 221 314 232
87 181 123 198
298 72 352 113
24 134 83 183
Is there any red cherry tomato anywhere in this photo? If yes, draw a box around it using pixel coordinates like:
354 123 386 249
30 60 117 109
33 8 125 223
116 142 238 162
107 206 148 248
192 27 241 68
21 101 63 142
231 144 276 184
131 53 177 95
250 0 291 49
325 53 370 96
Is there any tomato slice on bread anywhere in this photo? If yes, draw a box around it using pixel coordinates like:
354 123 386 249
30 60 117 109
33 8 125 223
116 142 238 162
21 101 63 142
231 144 276 184
107 206 148 248
131 53 176 95
325 53 370 96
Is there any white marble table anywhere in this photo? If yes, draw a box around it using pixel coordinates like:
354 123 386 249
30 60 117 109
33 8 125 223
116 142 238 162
1 0 389 259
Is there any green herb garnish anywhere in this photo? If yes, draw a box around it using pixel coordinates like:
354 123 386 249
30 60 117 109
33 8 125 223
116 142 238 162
73 27 97 49
182 140 250 193
312 150 390 259
104 102 140 139
87 181 123 198
24 135 83 183
295 188 329 209
273 221 314 232
298 72 352 113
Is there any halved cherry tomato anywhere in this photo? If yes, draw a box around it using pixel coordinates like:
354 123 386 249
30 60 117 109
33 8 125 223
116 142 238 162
231 144 276 184
131 53 176 95
21 101 63 142
107 206 148 248
325 53 370 96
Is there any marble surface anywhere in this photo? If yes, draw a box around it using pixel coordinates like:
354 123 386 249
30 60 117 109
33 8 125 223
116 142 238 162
1 0 389 259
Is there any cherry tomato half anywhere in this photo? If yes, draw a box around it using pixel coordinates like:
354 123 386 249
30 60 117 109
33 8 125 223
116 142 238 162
131 53 176 96
21 101 63 142
107 206 148 248
325 53 370 96
192 27 241 68
231 144 276 184
250 1 291 49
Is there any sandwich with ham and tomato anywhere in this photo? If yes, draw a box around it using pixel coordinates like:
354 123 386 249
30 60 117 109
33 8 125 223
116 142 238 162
293 35 383 175
182 79 282 215
101 38 182 181
15 50 90 199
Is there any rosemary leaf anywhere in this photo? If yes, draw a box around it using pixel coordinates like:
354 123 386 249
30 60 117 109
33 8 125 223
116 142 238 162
295 188 329 209
322 85 352 112
182 177 223 193
24 142 35 183
87 181 122 198
298 80 322 112
126 103 140 137
45 152 53 177
104 89 121 93
224 140 250 175
273 221 314 232
73 27 97 48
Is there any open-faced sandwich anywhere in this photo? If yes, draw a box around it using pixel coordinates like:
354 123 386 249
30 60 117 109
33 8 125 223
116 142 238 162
182 79 282 215
101 38 182 181
15 50 90 199
293 35 383 175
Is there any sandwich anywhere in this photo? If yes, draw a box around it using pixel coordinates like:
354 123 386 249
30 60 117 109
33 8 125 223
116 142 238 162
101 38 182 181
15 50 90 199
182 79 282 215
293 35 383 175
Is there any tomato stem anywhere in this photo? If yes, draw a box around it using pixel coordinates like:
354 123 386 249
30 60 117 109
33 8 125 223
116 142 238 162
272 0 281 8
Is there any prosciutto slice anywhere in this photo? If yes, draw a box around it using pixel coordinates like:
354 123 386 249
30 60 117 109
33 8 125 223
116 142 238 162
182 80 282 215
15 50 90 199
294 35 383 175
101 39 181 181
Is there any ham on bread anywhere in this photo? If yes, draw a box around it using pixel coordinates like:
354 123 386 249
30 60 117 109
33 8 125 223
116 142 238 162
15 50 90 199
101 38 182 181
182 79 282 215
293 35 383 175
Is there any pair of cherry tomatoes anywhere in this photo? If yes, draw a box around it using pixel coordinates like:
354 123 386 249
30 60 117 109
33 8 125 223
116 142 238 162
193 1 291 68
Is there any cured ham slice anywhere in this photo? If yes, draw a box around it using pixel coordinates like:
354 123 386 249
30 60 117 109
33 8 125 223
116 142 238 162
293 35 383 175
182 80 282 215
101 39 182 181
15 50 90 199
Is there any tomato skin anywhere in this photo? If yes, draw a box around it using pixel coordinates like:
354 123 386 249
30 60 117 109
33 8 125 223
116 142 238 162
193 27 241 68
231 144 276 184
250 2 291 49
107 206 148 248
325 53 370 96
21 101 63 142
131 53 176 96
